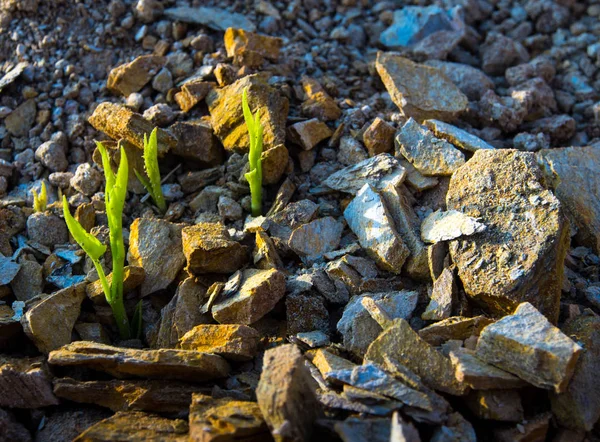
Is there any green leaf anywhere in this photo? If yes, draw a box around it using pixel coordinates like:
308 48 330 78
143 128 166 212
62 195 106 261
96 141 115 192
134 168 153 196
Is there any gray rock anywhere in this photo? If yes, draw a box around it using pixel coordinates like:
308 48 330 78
0 355 58 408
449 347 526 390
480 32 529 76
164 6 256 31
4 99 36 137
35 141 68 172
289 216 344 260
70 163 103 196
10 259 43 301
151 67 173 94
421 210 486 243
424 120 494 152
337 136 368 166
217 195 243 221
476 302 582 393
27 212 68 248
398 159 439 191
425 60 494 101
143 103 176 126
422 267 455 321
286 292 329 335
0 254 21 285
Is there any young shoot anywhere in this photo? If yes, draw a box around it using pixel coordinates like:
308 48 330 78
63 142 132 339
32 181 48 212
135 128 166 213
242 88 263 217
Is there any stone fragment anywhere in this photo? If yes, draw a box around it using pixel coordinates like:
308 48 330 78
363 118 396 157
447 150 569 321
128 218 185 297
300 77 341 121
0 62 28 91
431 412 476 442
398 159 439 191
0 356 58 408
323 153 406 195
0 255 20 286
478 90 527 133
480 32 529 76
493 412 551 442
421 210 486 244
26 212 68 248
344 184 409 273
324 258 361 300
88 102 176 154
75 323 111 344
143 103 176 126
169 120 223 166
365 319 466 396
310 349 356 382
396 119 465 176
256 344 322 441
287 118 332 151
174 80 214 113
53 378 202 413
425 60 494 101
376 52 468 122
107 55 165 97
35 140 68 172
212 268 285 325
73 411 189 442
179 324 260 361
4 99 36 137
21 282 86 354
337 291 418 356
164 6 255 31
550 312 600 431
182 222 248 275
418 316 493 347
71 163 103 196
10 259 43 301
449 348 526 390
295 331 330 348
289 217 343 260
537 145 600 253
424 120 494 152
422 267 455 321
253 229 284 270
334 418 391 442
86 265 145 304
48 341 230 382
268 199 318 242
337 135 368 166
476 302 582 393
0 409 31 442
528 114 575 145
151 67 172 94
260 143 289 185
224 28 282 61
189 394 268 442
286 292 329 335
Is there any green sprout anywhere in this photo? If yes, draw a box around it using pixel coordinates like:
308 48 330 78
242 88 263 217
134 128 166 213
32 181 48 212
63 142 132 339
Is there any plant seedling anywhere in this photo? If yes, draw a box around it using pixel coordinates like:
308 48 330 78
63 142 132 339
32 181 47 212
135 127 167 213
242 88 263 217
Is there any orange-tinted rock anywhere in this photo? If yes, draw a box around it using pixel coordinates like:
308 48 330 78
107 55 166 96
179 324 260 361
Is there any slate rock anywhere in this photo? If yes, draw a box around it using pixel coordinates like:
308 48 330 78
363 118 396 157
288 216 343 260
480 32 529 76
4 99 36 137
179 324 260 361
300 76 341 122
35 140 68 172
10 259 43 301
0 409 31 442
425 60 494 101
0 355 58 408
0 254 20 285
86 265 145 305
164 6 255 31
421 210 486 243
107 55 166 97
422 267 456 321
224 27 282 61
174 80 214 113
169 120 223 166
424 119 494 152
286 292 329 335
449 347 526 390
287 118 332 151
418 316 494 347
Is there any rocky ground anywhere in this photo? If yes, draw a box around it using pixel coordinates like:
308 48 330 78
1 0 600 440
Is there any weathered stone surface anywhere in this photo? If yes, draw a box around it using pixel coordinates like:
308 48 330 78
422 267 455 321
365 319 467 396
212 268 285 325
447 150 569 321
398 158 439 191
0 408 32 442
0 356 58 408
169 120 223 166
300 76 341 121
268 199 318 242
174 80 214 113
224 28 282 61
419 316 494 347
5 98 36 137
256 344 322 441
0 254 20 285
344 184 409 274
425 60 494 101
88 102 176 154
363 118 396 157
48 341 230 382
289 216 343 260
431 411 476 442
287 118 332 151
493 412 551 442
449 348 526 390
376 52 468 123
421 210 486 244
537 145 600 253
286 291 329 335
86 265 145 304
164 6 255 31
182 222 248 275
21 282 86 354
550 312 600 431
396 118 465 176
128 218 185 297
189 394 268 442
11 258 43 301
73 411 189 442
322 153 406 195
465 389 523 422
261 142 289 185
75 323 111 344
334 417 391 442
254 229 284 270
34 408 111 442
480 32 529 76
311 349 356 382
107 55 165 97
424 119 494 152
179 324 260 361
337 291 418 357
476 302 582 393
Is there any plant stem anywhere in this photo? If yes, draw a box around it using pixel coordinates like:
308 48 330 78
250 180 262 217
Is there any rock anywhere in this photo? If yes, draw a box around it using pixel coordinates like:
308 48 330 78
480 32 529 75
49 341 230 382
466 389 524 422
107 55 165 97
295 331 330 348
166 53 194 79
75 323 111 344
88 102 176 154
253 229 284 270
179 324 260 361
256 344 322 442
169 120 223 166
478 90 527 133
425 60 494 101
135 0 163 23
513 132 549 152
288 217 343 261
421 210 486 244
151 67 172 94
334 418 391 442
365 319 467 396
260 143 289 185
476 302 582 393
537 145 600 253
424 120 494 152
344 184 409 273
509 77 557 119
528 114 576 145
86 265 145 304
26 212 68 248
128 218 185 297
224 28 282 61
0 409 31 442
4 99 36 137
322 153 406 195
182 222 248 275
286 292 329 335
10 259 43 301
492 412 551 442
0 254 20 285
311 349 357 382
0 61 28 91
268 199 318 243
449 348 526 390
447 150 569 321
218 196 243 221
0 355 58 408
422 267 455 321
53 378 201 413
418 316 494 347
35 141 68 172
212 268 285 325
287 118 332 151
189 394 268 442
73 411 189 442
164 6 255 31
70 163 103 196
376 52 468 123
21 282 87 353
550 312 600 431
143 103 176 126
174 80 214 113
398 159 439 191
395 118 465 176
363 118 396 157
300 77 341 122
337 135 368 166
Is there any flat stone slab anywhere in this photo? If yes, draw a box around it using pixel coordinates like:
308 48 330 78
0 355 58 408
164 6 255 31
449 348 527 390
424 119 494 152
178 324 260 361
421 210 486 243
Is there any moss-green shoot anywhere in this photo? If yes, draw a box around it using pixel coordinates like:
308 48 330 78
32 181 48 212
135 128 166 213
242 88 263 217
